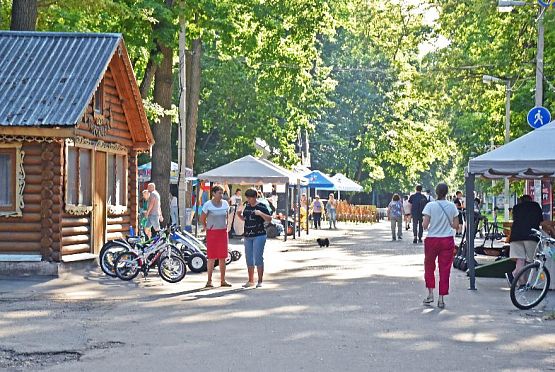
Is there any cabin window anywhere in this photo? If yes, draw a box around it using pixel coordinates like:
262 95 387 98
107 153 127 207
67 147 92 206
94 81 104 114
0 148 16 211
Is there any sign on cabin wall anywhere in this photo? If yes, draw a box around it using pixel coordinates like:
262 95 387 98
85 106 112 137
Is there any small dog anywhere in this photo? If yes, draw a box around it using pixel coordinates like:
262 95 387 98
316 238 330 247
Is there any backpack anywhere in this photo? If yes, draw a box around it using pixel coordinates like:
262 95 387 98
417 194 429 215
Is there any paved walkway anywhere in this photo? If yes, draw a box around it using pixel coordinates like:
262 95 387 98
0 221 554 371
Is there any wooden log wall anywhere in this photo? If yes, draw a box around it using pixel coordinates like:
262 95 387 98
61 214 91 255
0 142 63 261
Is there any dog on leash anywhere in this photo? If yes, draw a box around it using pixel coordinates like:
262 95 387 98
316 238 330 247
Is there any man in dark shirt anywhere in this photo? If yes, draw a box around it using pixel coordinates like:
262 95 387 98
408 185 428 244
508 195 543 284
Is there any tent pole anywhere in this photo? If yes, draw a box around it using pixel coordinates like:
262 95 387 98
284 183 289 242
466 173 477 290
306 188 310 235
297 181 301 238
195 182 199 237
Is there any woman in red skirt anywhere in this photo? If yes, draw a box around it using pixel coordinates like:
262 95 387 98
200 185 230 288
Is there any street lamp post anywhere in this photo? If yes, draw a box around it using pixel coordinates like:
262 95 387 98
483 75 512 221
498 0 545 206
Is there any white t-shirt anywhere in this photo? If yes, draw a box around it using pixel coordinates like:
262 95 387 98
422 200 458 238
202 200 229 230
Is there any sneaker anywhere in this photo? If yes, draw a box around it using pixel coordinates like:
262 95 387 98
392 238 396 241
505 272 514 286
242 282 255 288
418 239 423 243
437 299 445 309
423 295 434 305
413 238 418 244
398 236 402 240
256 282 263 288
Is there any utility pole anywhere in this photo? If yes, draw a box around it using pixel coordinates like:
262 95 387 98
533 9 545 205
178 1 188 227
504 79 511 221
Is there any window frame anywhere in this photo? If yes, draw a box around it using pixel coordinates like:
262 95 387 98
0 143 24 217
107 152 128 210
94 79 104 115
64 144 93 215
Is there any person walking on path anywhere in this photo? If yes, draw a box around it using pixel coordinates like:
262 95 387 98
311 195 323 229
238 188 273 288
170 192 178 226
387 194 403 241
453 191 464 237
403 195 411 231
139 190 150 234
145 183 162 238
200 185 231 288
422 183 459 309
507 195 543 285
408 185 427 244
326 193 338 229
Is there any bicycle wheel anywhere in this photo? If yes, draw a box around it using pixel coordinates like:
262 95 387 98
99 242 128 277
114 251 141 281
158 255 187 283
187 252 207 273
510 262 551 310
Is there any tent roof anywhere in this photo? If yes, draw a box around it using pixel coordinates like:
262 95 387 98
330 173 363 192
468 120 555 179
258 158 308 185
304 170 335 188
197 155 292 185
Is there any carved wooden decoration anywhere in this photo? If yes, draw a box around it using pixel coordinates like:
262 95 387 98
40 143 54 261
84 105 113 137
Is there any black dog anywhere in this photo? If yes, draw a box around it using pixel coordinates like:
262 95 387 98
316 238 329 247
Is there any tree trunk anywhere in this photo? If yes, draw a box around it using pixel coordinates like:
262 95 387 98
139 52 158 99
150 42 173 226
185 37 202 171
10 0 37 30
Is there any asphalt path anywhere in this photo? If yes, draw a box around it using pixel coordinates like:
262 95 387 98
0 221 554 371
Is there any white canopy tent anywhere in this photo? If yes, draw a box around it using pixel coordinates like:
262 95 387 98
198 155 309 241
318 173 363 199
198 155 293 185
466 120 555 289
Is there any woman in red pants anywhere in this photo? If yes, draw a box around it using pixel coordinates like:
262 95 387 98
422 183 460 308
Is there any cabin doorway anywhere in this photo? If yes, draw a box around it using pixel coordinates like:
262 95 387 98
92 151 107 254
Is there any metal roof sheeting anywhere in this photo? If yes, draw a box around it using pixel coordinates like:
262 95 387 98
0 31 121 126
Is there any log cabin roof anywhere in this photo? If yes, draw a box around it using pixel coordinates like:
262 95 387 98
0 31 153 148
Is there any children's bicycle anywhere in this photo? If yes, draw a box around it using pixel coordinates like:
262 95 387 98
510 228 553 310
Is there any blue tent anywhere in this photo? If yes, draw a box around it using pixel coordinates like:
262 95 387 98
304 170 335 188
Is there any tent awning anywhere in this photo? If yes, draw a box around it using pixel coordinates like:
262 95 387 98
319 173 363 192
468 120 555 179
258 158 308 185
304 170 335 188
138 162 193 183
197 155 292 185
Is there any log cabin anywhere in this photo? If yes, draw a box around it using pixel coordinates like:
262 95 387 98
0 31 154 264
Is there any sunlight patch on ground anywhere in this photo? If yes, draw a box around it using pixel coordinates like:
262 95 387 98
498 334 555 352
452 332 498 343
2 310 50 319
376 331 420 340
167 305 309 324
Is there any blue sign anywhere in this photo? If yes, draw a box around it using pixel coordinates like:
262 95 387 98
528 106 551 129
538 0 555 7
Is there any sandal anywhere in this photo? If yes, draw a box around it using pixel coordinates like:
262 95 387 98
437 299 445 309
423 295 434 305
204 282 214 288
220 281 232 287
